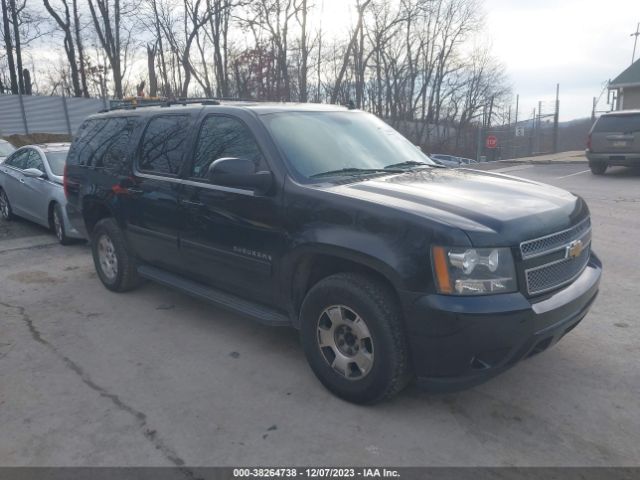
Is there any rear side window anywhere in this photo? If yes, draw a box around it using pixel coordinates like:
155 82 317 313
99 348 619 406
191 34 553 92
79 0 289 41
593 114 640 133
138 115 191 176
67 117 137 171
5 150 29 169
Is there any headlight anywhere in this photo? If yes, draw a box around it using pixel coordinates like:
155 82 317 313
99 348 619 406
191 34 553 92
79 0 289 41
432 246 517 295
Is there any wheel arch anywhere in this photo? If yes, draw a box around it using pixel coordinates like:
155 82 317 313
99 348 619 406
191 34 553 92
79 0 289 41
82 195 117 236
286 246 403 328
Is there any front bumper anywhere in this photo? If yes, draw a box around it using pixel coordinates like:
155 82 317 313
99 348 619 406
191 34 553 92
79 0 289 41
403 253 602 392
586 151 640 166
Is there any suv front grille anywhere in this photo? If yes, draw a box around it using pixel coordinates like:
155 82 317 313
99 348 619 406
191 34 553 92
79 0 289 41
525 244 590 295
520 217 591 259
521 217 592 295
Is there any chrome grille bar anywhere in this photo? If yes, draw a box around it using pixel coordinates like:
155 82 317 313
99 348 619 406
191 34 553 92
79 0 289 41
520 217 591 260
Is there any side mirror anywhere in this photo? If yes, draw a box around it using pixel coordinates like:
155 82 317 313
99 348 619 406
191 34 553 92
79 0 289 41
23 168 45 178
208 157 273 194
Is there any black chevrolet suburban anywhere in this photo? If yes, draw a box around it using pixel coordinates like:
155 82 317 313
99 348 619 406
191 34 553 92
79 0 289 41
64 102 601 403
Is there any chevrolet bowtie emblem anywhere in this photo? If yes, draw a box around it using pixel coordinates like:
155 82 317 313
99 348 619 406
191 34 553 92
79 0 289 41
566 239 583 259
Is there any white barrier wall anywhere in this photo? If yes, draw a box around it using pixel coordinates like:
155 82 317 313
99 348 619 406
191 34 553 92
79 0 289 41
0 94 106 136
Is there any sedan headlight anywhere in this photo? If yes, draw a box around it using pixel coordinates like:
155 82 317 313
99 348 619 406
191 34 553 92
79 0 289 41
432 246 517 295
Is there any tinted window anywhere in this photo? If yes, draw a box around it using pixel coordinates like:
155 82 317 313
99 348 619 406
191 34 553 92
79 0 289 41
24 150 45 171
594 114 640 133
5 150 29 169
46 151 69 176
67 117 136 170
139 115 191 175
191 116 264 178
96 118 136 172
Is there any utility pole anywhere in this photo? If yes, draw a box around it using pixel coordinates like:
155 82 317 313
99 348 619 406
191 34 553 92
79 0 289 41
631 22 640 64
553 84 560 153
513 94 519 159
537 100 542 154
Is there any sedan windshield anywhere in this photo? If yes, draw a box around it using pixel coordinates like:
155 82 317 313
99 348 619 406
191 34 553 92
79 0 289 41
46 151 68 176
261 111 436 180
0 142 15 157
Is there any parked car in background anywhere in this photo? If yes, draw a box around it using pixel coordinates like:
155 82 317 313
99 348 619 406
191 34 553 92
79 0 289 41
0 143 84 244
65 102 601 404
430 154 478 167
586 110 640 174
0 139 16 163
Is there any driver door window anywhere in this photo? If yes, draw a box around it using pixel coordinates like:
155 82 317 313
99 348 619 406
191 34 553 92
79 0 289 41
190 116 265 180
5 150 30 170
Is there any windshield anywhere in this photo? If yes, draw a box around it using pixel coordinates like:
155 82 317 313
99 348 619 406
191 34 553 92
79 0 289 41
261 111 436 180
0 142 15 157
47 151 68 176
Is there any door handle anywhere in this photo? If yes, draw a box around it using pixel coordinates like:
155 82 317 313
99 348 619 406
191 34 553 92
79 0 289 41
180 199 205 207
19 179 25 183
126 187 144 195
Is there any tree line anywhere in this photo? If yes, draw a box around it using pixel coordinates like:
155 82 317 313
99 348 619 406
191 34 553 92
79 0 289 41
0 0 510 154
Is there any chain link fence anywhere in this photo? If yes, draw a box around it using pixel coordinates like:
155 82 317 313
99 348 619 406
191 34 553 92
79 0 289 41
0 95 106 136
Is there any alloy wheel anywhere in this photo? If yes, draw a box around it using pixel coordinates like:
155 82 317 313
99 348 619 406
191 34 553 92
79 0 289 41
317 305 374 380
53 209 63 241
97 234 118 281
0 191 9 219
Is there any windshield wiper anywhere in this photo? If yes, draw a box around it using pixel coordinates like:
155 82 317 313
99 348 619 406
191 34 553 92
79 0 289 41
384 160 444 169
310 167 403 178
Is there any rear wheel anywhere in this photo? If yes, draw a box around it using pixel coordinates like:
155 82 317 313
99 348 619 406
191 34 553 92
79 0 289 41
52 203 73 245
91 218 140 292
0 189 13 221
300 273 411 404
589 161 607 175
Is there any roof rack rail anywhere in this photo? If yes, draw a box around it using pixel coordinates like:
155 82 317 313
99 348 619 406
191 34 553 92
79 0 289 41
107 97 223 111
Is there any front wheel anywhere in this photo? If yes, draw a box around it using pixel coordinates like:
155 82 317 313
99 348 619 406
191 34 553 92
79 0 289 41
299 273 411 404
91 218 140 292
589 161 607 175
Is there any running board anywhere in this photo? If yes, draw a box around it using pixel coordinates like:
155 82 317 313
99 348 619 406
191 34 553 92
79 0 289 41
137 265 291 327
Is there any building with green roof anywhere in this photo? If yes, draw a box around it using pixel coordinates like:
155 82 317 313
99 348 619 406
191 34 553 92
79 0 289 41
609 59 640 110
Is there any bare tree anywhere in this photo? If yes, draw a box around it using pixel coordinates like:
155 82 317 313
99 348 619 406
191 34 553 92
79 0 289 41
88 0 136 98
1 0 19 93
43 0 83 96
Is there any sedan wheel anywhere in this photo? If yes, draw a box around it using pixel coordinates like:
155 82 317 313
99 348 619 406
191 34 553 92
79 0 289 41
0 190 13 220
53 208 63 241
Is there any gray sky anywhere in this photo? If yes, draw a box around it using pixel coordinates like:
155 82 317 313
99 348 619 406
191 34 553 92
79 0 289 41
483 0 640 121
30 0 640 122
319 0 640 121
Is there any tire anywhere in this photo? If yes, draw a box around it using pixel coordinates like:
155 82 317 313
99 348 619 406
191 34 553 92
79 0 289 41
299 272 412 404
589 161 607 175
0 188 14 221
91 217 140 292
52 203 73 245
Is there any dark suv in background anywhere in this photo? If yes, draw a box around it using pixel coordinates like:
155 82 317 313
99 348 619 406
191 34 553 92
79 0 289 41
64 101 601 403
586 110 640 174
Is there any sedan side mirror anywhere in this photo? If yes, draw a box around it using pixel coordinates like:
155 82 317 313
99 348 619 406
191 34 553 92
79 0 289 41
23 168 45 178
208 157 273 195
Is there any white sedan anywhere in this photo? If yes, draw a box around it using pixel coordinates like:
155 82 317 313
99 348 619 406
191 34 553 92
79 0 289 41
0 143 84 244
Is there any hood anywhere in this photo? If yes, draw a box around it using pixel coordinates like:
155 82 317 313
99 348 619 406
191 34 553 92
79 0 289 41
327 168 588 246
